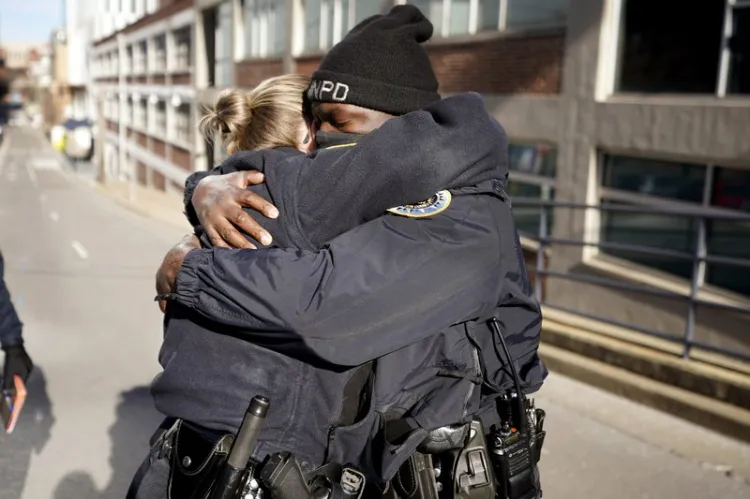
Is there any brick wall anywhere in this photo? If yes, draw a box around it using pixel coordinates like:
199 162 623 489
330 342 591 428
288 33 565 95
135 131 148 148
171 72 192 85
152 138 167 158
152 170 166 191
427 32 565 94
172 145 191 171
295 55 323 77
137 161 148 185
235 58 285 87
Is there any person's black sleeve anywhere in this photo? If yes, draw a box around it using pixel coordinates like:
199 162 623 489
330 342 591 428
169 193 510 366
0 250 23 348
182 149 295 228
267 93 506 249
183 93 506 248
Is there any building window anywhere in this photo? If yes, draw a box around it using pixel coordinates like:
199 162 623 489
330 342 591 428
154 34 167 72
727 2 750 95
125 46 133 74
404 0 567 37
504 0 567 30
616 0 750 96
215 1 233 86
304 0 323 51
599 153 750 297
133 40 147 74
174 26 192 71
155 100 166 135
303 0 388 53
175 103 192 144
245 0 288 58
133 97 147 129
506 142 557 237
124 97 132 126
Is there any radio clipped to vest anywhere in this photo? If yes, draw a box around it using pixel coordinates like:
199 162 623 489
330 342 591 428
487 319 546 499
386 317 546 499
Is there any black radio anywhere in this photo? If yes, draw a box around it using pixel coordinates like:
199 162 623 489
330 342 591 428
490 394 536 499
487 320 545 499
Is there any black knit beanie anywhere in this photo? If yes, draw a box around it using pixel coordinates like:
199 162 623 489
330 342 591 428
306 4 440 116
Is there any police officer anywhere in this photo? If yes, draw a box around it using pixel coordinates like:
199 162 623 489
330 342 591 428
149 6 545 498
0 249 34 395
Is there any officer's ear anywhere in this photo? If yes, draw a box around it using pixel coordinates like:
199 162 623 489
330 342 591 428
298 121 317 154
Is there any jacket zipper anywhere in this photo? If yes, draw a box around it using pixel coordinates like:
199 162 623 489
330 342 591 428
463 346 482 419
323 424 336 463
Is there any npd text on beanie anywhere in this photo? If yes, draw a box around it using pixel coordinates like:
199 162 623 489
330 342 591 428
307 4 441 116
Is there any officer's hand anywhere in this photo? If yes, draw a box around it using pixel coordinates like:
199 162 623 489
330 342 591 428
192 171 279 250
156 234 200 313
2 344 33 390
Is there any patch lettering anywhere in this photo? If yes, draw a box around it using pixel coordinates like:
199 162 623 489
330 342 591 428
308 80 350 102
387 190 452 218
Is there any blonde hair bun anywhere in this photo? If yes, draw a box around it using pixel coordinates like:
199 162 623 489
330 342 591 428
199 74 311 154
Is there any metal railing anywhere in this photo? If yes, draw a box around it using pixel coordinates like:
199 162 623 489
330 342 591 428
511 197 750 363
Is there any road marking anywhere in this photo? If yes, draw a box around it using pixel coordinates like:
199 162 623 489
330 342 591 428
71 240 89 260
49 211 59 222
32 157 62 170
0 135 10 175
28 166 38 186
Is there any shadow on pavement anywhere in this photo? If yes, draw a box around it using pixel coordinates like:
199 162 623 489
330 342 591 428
52 386 162 499
0 367 55 499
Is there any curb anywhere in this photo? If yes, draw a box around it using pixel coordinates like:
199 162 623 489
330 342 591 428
539 342 750 444
541 317 750 411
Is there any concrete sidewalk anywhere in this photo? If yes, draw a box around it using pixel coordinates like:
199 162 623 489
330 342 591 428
87 179 193 233
34 128 193 234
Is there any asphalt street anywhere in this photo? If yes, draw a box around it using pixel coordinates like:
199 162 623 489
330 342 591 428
0 126 749 498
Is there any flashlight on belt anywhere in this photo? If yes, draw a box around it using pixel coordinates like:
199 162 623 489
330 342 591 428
211 395 270 499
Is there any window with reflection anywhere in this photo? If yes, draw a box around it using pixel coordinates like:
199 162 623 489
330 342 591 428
507 142 557 237
599 153 750 296
176 103 192 144
406 0 567 36
245 0 288 58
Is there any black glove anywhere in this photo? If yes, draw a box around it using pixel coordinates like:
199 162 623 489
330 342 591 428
2 344 33 390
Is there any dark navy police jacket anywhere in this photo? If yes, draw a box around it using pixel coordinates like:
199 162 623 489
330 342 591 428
0 249 23 348
156 93 547 482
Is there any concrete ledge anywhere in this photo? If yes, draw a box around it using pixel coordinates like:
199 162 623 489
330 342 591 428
540 343 750 444
541 313 750 412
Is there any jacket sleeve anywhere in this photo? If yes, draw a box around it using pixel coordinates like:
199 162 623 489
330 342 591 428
170 196 506 366
272 93 505 249
184 93 505 248
183 149 293 228
0 251 23 348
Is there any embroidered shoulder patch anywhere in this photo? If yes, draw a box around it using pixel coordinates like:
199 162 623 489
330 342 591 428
387 190 452 218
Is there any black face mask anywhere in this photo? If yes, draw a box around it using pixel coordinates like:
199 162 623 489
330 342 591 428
314 130 364 149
